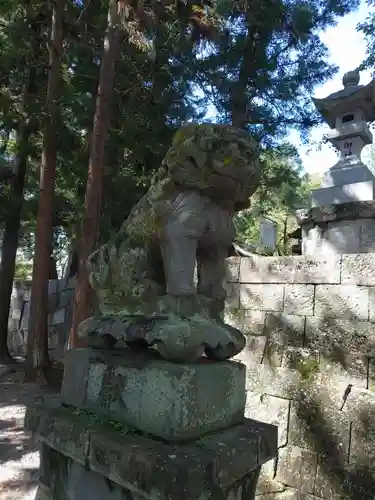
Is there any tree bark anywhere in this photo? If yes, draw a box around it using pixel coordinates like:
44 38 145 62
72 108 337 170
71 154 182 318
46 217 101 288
0 74 37 364
49 256 58 280
64 249 79 278
26 0 64 379
231 12 272 130
68 0 121 348
231 30 255 129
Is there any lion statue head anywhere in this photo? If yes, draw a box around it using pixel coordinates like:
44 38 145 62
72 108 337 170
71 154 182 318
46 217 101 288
151 123 261 211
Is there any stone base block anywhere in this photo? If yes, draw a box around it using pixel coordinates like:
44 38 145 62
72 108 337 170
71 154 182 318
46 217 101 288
321 163 375 188
60 348 246 441
25 401 278 500
312 181 375 207
298 201 375 255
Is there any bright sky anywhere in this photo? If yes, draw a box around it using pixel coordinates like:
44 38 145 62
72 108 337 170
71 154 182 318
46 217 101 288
290 2 375 175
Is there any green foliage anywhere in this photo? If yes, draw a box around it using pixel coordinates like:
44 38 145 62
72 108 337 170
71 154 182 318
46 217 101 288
196 0 360 143
234 144 321 253
297 357 319 381
14 260 33 280
357 2 375 73
0 0 359 263
71 406 140 435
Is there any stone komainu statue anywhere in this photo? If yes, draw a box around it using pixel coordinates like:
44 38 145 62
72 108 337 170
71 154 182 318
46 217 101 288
79 124 262 362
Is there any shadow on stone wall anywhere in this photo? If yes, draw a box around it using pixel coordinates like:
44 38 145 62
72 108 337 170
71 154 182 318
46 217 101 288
226 254 375 499
7 253 375 499
294 392 375 499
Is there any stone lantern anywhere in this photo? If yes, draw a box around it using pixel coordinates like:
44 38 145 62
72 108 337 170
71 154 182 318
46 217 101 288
298 70 375 255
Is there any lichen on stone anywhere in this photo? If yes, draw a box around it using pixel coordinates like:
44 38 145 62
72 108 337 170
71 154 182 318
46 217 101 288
80 124 262 362
71 407 137 436
297 357 319 381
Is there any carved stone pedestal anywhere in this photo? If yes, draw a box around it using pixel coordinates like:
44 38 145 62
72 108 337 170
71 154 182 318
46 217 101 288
25 348 277 500
60 348 246 441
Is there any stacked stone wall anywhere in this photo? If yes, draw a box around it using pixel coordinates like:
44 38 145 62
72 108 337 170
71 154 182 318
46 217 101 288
7 254 375 498
224 253 375 499
8 277 76 360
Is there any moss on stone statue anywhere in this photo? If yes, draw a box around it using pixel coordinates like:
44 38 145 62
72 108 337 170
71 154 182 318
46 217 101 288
85 123 260 317
296 357 319 381
75 123 262 362
70 406 140 436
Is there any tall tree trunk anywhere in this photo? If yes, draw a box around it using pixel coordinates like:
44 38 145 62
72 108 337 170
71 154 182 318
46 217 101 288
0 72 36 364
68 0 121 348
49 256 58 280
26 0 64 380
231 31 255 130
64 248 79 278
231 11 272 130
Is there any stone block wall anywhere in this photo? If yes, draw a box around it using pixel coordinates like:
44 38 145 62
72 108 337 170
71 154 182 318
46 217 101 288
225 253 375 499
8 277 76 359
8 253 375 498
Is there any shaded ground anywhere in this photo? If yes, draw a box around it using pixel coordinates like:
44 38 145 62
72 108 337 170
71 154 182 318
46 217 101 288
0 365 59 500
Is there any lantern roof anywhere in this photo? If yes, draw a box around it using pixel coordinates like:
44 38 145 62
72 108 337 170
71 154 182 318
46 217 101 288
312 70 375 128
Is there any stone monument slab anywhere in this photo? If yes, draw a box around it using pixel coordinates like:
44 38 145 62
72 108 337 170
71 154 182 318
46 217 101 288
312 180 375 207
60 348 246 441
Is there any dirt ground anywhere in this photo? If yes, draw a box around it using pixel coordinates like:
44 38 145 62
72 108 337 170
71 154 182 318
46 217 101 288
0 365 59 500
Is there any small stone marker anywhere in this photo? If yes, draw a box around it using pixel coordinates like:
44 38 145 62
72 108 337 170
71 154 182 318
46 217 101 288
260 217 277 251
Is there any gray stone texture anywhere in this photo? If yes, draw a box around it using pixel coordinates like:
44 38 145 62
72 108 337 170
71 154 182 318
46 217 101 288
60 348 246 442
240 255 341 284
26 401 277 500
313 456 375 499
245 393 289 447
300 201 375 256
319 353 368 388
283 285 314 316
245 363 302 399
324 220 362 254
240 284 284 311
314 284 369 320
255 459 284 496
11 253 375 499
8 277 76 358
228 254 375 499
312 181 375 207
359 218 375 252
368 358 375 391
304 219 375 257
226 256 241 282
224 281 241 310
235 335 266 364
341 253 375 285
305 317 375 356
321 164 375 188
277 445 318 495
242 310 266 335
262 313 305 367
